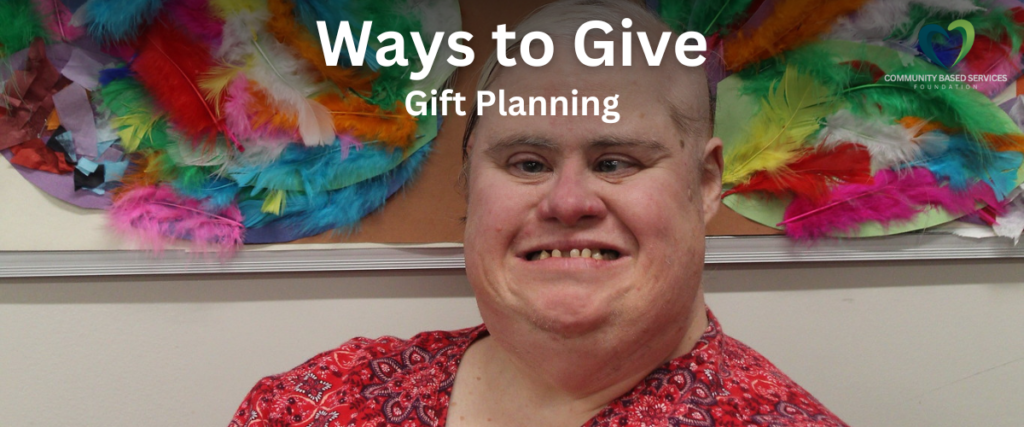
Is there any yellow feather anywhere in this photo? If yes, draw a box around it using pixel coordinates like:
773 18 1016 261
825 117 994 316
209 0 263 17
261 189 286 215
111 112 160 153
199 63 248 117
722 66 836 185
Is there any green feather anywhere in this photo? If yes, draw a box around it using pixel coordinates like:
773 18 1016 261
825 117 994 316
0 0 50 57
736 41 1019 140
660 0 755 35
350 0 422 109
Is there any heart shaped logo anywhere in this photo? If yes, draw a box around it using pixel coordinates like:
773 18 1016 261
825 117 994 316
919 19 975 69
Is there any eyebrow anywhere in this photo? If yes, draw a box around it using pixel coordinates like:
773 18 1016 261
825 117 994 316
484 135 673 157
484 135 559 157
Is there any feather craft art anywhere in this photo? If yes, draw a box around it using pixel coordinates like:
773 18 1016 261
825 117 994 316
75 0 167 43
722 0 869 71
817 110 926 172
780 168 1001 240
110 184 244 255
722 65 836 185
1 0 459 252
0 0 49 57
130 19 242 152
265 0 375 94
33 0 86 44
723 143 873 203
217 9 334 146
659 0 756 35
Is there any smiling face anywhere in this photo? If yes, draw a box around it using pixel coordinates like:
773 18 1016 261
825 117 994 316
463 44 722 342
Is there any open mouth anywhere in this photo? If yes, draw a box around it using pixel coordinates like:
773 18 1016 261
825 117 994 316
524 248 621 261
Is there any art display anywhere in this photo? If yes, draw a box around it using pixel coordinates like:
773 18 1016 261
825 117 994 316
4 0 1024 255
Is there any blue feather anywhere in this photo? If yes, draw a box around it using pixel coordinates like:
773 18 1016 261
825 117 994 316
227 138 405 194
240 142 433 234
98 65 132 86
917 133 1023 200
172 177 241 211
81 0 166 42
292 0 380 69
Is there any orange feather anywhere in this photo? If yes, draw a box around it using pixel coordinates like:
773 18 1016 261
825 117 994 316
723 0 868 71
316 92 419 149
265 0 375 94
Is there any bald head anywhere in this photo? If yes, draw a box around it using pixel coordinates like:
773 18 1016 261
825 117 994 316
463 0 714 160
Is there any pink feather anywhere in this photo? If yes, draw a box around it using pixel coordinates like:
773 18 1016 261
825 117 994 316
33 0 85 43
222 76 295 146
955 35 1023 97
780 168 1000 240
109 185 244 256
164 0 224 48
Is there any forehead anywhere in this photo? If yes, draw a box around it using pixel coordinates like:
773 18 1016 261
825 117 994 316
470 42 708 152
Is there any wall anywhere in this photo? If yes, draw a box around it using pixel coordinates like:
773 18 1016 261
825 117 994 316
1 260 1022 426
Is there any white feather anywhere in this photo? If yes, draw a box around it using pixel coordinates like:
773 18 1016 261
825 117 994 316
218 11 336 146
995 186 1024 244
827 0 981 43
817 110 924 172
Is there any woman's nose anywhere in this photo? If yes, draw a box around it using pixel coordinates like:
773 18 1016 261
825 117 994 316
536 164 608 226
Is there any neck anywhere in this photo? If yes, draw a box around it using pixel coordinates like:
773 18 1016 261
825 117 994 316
478 292 708 417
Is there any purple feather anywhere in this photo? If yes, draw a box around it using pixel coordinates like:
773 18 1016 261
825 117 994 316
109 185 244 255
164 0 223 48
781 168 1000 240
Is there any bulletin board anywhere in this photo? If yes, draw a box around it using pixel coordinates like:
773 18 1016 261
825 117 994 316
3 0 1024 278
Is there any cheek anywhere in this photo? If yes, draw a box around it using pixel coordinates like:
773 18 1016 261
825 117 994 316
464 172 528 253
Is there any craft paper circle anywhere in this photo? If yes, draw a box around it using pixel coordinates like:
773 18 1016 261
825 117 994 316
717 40 1024 237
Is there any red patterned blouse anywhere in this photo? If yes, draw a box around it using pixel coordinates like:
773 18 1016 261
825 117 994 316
228 309 847 427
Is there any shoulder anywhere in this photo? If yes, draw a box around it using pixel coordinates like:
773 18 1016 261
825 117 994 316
228 326 484 427
711 328 849 426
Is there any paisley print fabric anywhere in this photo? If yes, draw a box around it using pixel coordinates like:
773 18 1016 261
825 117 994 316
228 309 847 427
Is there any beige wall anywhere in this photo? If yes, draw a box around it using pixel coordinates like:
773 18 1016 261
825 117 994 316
1 260 1022 426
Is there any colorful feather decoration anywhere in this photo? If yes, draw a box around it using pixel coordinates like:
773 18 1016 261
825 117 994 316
240 142 432 235
0 0 49 57
827 0 980 43
218 10 335 146
724 142 872 202
76 0 167 43
780 167 1000 240
291 0 380 69
110 184 244 255
916 134 1024 200
265 0 375 94
130 19 242 152
227 139 406 194
33 0 86 43
722 0 868 71
164 0 224 48
954 35 1022 97
817 110 925 171
318 92 419 149
722 66 836 185
660 0 756 35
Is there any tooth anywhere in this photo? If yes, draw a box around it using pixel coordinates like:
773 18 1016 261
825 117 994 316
581 248 592 258
569 249 580 258
539 250 550 260
551 249 562 258
592 251 603 260
607 252 618 261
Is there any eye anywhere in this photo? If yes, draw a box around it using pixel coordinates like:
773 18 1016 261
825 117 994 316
594 158 637 174
507 156 551 177
517 160 547 174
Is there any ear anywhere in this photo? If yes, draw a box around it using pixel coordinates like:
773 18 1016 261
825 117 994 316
700 136 723 224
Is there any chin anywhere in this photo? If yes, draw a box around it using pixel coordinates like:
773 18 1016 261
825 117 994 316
523 290 615 338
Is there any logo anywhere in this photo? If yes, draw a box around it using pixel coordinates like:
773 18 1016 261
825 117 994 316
918 19 975 69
